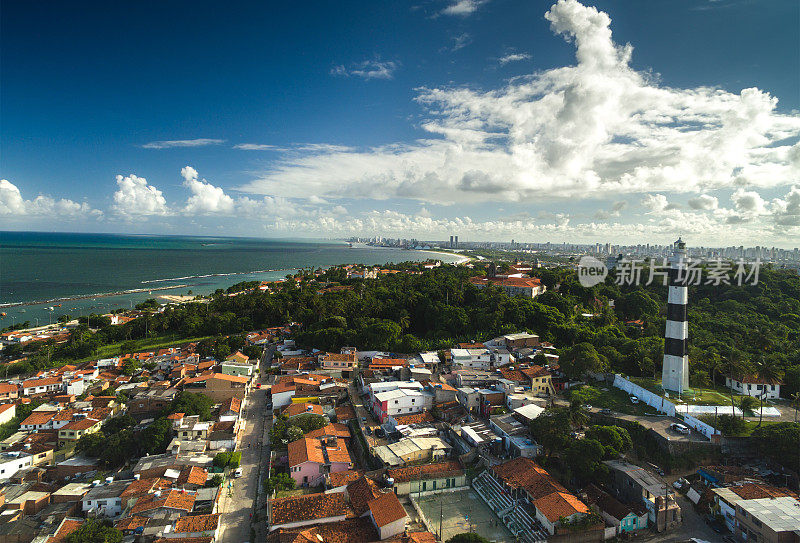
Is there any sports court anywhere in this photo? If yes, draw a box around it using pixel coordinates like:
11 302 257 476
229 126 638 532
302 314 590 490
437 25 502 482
412 488 512 543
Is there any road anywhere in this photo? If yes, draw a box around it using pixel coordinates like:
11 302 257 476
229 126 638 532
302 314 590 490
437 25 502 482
216 366 271 542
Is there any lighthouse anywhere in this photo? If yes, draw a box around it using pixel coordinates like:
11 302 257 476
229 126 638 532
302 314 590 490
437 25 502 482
661 237 690 394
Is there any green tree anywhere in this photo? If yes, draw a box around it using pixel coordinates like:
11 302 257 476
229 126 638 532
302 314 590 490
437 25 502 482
529 408 571 457
65 518 122 543
754 358 783 427
166 392 214 420
565 438 606 484
750 423 800 473
286 426 304 443
206 474 224 487
559 343 607 380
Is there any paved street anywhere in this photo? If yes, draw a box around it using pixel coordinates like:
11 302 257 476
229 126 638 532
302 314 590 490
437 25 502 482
216 383 270 542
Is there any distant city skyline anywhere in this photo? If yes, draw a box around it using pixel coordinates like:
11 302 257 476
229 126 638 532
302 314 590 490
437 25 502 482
1 0 799 247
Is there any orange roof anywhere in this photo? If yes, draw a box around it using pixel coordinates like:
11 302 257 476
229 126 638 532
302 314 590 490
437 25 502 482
347 476 381 515
130 489 196 515
520 365 550 379
368 358 408 369
367 491 408 527
387 460 463 484
21 411 57 426
173 513 220 533
61 418 100 431
22 376 61 389
283 403 323 418
220 396 241 414
121 477 172 499
167 413 185 421
335 405 356 422
0 383 18 394
328 470 364 488
269 492 350 526
177 466 208 487
533 491 589 522
47 518 83 543
0 404 15 415
469 276 542 288
288 437 351 467
392 412 434 426
305 423 350 440
115 515 150 531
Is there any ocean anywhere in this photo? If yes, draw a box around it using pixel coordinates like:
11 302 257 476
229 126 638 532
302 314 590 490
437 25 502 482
0 231 461 325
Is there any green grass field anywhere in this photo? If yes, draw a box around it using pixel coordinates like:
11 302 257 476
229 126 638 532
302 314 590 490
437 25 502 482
71 334 215 364
568 384 658 415
628 376 747 407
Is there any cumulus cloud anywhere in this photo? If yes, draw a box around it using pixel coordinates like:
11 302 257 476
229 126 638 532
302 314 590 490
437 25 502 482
688 194 719 210
498 53 532 65
181 166 236 214
141 138 225 149
771 185 800 226
113 174 170 216
331 59 398 80
0 179 100 218
594 199 627 220
240 0 800 210
441 0 488 16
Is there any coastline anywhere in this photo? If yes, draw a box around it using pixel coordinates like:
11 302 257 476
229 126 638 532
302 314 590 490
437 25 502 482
422 249 472 264
0 284 190 309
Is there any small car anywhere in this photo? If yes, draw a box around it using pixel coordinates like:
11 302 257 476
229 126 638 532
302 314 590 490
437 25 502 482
671 423 690 435
234 467 243 478
599 408 613 415
629 395 639 404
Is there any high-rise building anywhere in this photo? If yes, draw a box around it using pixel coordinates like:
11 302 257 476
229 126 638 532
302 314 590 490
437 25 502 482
450 235 454 248
454 236 458 248
662 238 689 394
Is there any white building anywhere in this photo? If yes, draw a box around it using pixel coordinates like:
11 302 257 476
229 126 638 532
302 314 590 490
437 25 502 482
81 480 128 518
372 388 433 423
725 375 782 400
450 348 491 370
0 452 34 481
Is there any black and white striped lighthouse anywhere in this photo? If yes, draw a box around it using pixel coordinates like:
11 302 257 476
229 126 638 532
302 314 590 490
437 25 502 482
661 237 689 394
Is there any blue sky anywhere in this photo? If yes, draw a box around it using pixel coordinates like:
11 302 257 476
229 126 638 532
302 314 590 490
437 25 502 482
2 0 799 247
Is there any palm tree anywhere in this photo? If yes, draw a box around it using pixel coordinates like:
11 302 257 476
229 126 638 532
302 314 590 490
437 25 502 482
724 352 750 420
754 358 783 427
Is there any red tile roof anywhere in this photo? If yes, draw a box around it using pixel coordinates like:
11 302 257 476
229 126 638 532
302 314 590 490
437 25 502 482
173 513 220 533
328 470 364 488
48 518 83 543
335 405 356 422
305 423 350 440
130 489 196 515
21 411 57 426
533 491 589 523
367 491 408 527
115 515 150 531
346 476 382 515
269 492 350 526
283 403 323 418
387 460 464 483
177 466 208 487
392 412 434 426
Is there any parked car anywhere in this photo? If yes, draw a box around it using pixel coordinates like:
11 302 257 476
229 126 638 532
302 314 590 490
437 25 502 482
599 408 613 415
629 395 639 404
234 467 243 478
671 423 690 435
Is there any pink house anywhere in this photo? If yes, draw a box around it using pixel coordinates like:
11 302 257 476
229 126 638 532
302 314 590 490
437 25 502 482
288 436 353 487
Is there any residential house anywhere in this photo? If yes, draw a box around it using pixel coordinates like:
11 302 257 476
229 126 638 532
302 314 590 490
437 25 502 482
166 513 221 539
21 376 63 396
320 352 358 372
604 460 681 532
268 492 350 532
58 418 102 448
387 460 466 496
183 373 249 402
372 388 433 423
81 480 129 517
0 403 15 425
583 484 648 535
469 276 546 298
450 348 491 370
220 361 253 378
734 496 800 543
0 451 34 481
725 374 782 400
711 483 797 533
372 437 451 467
288 436 353 487
0 383 19 401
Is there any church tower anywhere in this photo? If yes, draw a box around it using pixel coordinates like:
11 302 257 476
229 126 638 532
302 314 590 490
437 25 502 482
661 238 690 393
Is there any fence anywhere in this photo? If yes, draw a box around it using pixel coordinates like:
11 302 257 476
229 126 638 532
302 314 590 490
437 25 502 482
612 375 719 438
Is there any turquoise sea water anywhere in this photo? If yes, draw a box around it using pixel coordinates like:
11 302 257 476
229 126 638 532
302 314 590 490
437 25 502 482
0 231 458 324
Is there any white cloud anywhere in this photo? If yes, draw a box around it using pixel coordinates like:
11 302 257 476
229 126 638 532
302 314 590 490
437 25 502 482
771 185 800 226
233 143 280 151
141 138 225 149
594 199 627 219
330 59 398 80
688 194 719 210
0 179 100 218
450 33 472 51
240 0 800 210
732 188 767 215
498 53 532 65
181 166 235 215
113 174 170 216
441 0 487 16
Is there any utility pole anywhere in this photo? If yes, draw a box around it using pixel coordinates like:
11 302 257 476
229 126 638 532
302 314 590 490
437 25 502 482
439 493 443 540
